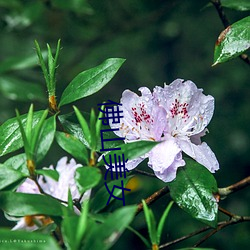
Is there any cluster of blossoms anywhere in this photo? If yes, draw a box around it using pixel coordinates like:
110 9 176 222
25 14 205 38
111 79 219 182
11 157 90 231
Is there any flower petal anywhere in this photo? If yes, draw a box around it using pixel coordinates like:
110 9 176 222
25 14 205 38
148 138 185 182
154 79 214 136
179 139 219 173
16 178 40 194
111 88 167 141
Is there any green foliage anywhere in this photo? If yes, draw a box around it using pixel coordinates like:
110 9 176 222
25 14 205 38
213 16 250 65
0 110 44 157
75 166 102 194
97 140 159 167
168 159 218 227
56 131 89 164
0 164 27 190
59 58 125 106
221 0 250 11
83 205 137 250
0 228 60 250
90 176 133 213
0 192 66 216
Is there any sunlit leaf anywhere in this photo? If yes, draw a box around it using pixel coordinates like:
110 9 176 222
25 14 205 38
59 58 125 106
213 16 250 65
168 159 218 227
0 111 44 157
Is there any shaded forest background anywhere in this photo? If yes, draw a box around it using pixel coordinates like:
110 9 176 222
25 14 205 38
0 0 249 249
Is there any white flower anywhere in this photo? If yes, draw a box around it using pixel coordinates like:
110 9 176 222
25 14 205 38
111 79 219 182
12 157 90 231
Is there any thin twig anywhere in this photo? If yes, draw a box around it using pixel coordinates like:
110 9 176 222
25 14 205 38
211 0 250 66
136 186 170 215
218 176 250 198
134 169 157 178
193 216 250 247
159 216 250 249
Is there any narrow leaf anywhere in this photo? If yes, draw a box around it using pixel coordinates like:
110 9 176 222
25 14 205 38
56 131 89 164
59 58 125 106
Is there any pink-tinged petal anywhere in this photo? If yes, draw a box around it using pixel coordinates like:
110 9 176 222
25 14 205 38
124 155 147 171
154 79 214 136
16 178 40 194
111 88 167 141
148 138 185 182
39 157 82 201
178 139 219 173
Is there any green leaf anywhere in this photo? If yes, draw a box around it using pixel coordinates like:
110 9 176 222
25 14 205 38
36 169 59 181
0 110 44 157
213 16 250 65
90 176 132 213
168 159 218 227
75 167 102 194
97 140 159 167
157 201 174 244
59 58 125 106
73 106 91 147
0 76 46 102
0 228 60 250
0 191 66 216
36 116 56 162
52 0 93 14
4 153 28 175
221 0 250 11
90 108 97 150
55 131 89 164
0 164 27 190
142 200 157 244
83 205 136 250
176 248 216 250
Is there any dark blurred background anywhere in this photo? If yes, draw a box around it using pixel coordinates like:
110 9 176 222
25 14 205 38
0 0 249 249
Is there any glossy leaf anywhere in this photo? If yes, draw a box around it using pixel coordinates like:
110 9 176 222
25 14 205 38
0 111 44 157
36 169 59 181
0 192 65 216
58 113 90 148
4 153 28 175
168 159 218 227
90 176 132 213
0 164 27 190
83 205 136 250
36 116 56 162
75 167 102 194
55 131 89 164
213 16 250 65
0 76 46 102
0 228 60 250
59 58 125 106
157 201 174 244
221 0 250 11
97 140 159 167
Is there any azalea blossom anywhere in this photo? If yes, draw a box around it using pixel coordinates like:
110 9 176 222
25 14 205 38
110 79 219 182
11 157 90 231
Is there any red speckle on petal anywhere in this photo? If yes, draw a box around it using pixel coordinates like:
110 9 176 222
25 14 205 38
131 103 153 126
170 99 190 121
